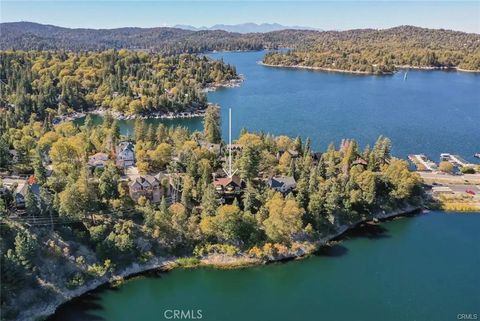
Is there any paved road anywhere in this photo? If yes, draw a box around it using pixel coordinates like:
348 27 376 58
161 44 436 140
418 172 480 185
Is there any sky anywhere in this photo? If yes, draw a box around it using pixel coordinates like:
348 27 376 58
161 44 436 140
1 1 479 33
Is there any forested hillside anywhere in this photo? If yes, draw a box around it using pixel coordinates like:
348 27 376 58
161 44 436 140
2 23 479 74
0 22 265 53
263 26 480 73
0 50 237 123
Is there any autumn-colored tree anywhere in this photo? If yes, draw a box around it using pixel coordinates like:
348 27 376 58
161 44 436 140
263 193 304 243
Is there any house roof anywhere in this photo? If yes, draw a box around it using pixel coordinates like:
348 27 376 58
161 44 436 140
88 152 109 165
89 152 109 159
214 175 242 187
118 142 134 153
129 175 159 189
269 176 296 188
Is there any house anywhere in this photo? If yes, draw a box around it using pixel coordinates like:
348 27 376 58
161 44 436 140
223 144 243 154
116 142 135 169
213 175 243 197
88 152 109 169
268 175 296 193
1 176 39 208
200 141 222 156
276 149 299 160
128 175 162 203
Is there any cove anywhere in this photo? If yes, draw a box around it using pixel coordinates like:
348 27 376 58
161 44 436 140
51 211 480 321
76 50 480 161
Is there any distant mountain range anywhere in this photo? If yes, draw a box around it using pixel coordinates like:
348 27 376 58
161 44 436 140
173 23 321 33
1 22 477 60
0 21 320 52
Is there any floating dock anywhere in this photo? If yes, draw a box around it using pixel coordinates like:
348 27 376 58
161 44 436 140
408 154 438 171
440 153 476 168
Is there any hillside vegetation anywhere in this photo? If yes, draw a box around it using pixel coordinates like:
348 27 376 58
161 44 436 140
263 26 480 74
2 23 479 74
0 50 237 123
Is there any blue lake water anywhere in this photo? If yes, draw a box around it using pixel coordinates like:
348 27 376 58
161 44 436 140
51 212 480 321
87 50 480 162
208 51 480 162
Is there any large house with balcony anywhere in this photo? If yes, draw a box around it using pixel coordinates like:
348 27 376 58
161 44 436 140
116 142 135 169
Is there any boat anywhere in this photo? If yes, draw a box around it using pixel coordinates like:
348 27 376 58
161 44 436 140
404 70 408 81
475 153 480 159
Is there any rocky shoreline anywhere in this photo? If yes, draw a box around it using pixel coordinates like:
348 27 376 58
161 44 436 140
260 61 480 75
259 62 388 75
17 205 421 321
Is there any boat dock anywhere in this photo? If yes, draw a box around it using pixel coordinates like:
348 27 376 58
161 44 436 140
408 154 438 171
440 153 476 168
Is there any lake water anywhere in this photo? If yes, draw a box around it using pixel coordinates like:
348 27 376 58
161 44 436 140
51 212 480 321
80 50 480 162
57 51 480 321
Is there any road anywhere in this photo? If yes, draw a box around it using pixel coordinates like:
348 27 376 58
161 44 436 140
418 172 480 185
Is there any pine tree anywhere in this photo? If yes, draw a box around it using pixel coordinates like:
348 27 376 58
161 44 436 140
203 105 221 144
239 144 260 181
242 181 258 213
99 162 120 200
33 152 47 185
134 118 146 142
0 136 10 168
201 185 218 217
25 186 38 217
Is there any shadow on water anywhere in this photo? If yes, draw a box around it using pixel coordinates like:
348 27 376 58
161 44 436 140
316 244 349 258
343 223 391 240
47 291 106 321
47 268 170 321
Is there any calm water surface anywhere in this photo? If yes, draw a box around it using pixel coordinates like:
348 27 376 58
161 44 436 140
80 50 480 161
52 212 480 321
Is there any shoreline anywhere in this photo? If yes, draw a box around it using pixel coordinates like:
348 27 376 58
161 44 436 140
259 61 389 75
53 77 244 124
259 61 480 75
23 205 421 321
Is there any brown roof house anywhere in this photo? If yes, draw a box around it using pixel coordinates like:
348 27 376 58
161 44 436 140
213 174 243 198
128 175 162 203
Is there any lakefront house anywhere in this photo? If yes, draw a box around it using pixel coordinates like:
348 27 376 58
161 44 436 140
116 142 135 169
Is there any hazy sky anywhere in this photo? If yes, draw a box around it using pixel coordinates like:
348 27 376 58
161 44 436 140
1 1 479 33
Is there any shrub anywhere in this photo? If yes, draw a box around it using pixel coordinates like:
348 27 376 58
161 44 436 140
193 243 240 257
66 273 85 289
176 257 200 267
